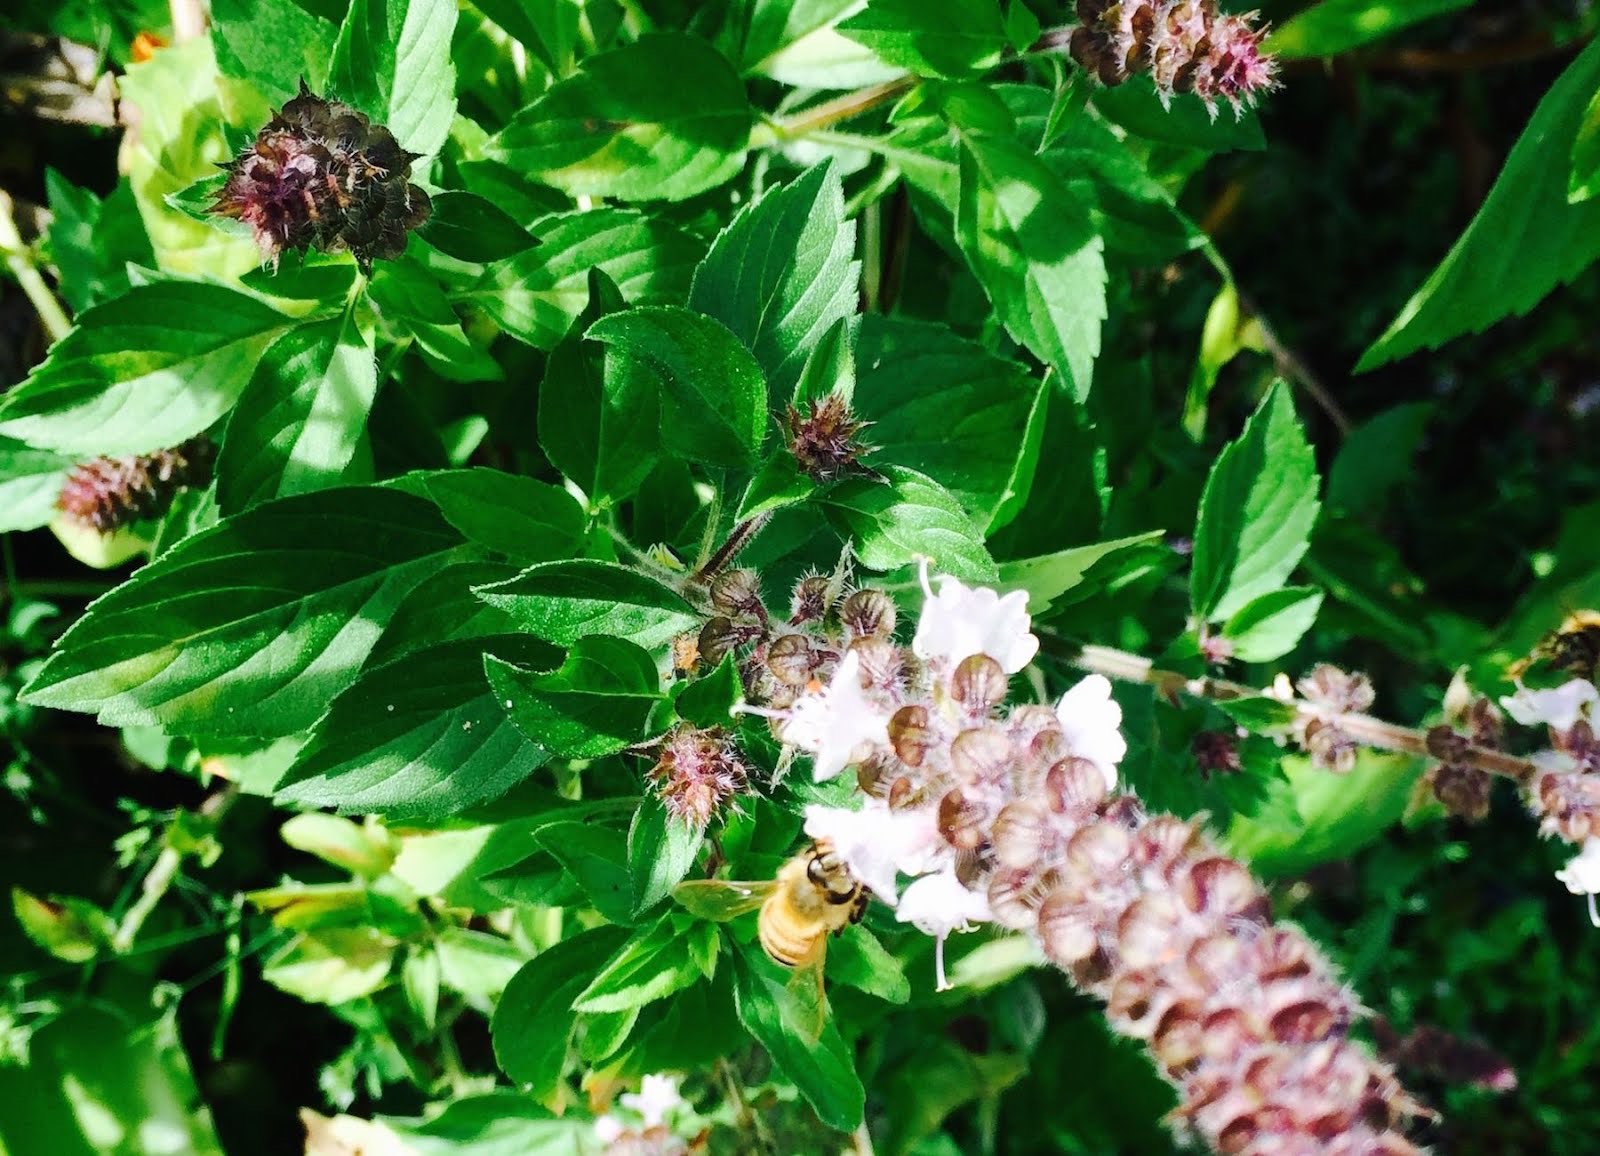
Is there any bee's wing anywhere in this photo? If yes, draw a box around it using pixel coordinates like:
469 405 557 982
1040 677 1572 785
672 879 775 921
785 940 830 1040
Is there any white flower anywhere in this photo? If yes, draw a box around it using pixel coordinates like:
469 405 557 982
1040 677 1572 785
804 799 945 902
1557 837 1600 928
912 566 1039 675
619 1073 683 1128
1055 674 1126 790
593 1116 625 1144
896 867 993 991
1501 679 1599 733
780 650 890 781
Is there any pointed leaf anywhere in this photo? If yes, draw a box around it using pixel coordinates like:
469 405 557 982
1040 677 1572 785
328 0 457 156
487 636 662 759
474 560 699 649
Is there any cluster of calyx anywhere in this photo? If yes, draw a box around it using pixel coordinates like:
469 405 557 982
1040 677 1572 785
1069 0 1278 116
210 81 431 274
674 560 1425 1155
55 437 213 534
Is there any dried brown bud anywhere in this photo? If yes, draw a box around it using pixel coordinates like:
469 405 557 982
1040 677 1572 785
991 799 1053 870
211 82 430 273
839 588 896 640
764 632 816 686
789 574 832 623
1298 664 1376 713
1427 762 1493 823
709 568 763 618
949 726 1013 786
1302 717 1359 774
1191 729 1243 778
950 653 1009 714
937 788 991 852
698 616 742 666
1044 756 1108 815
887 704 933 767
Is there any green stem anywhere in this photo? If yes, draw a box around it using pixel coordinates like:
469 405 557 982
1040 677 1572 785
769 76 919 141
111 785 239 954
1064 642 1538 785
0 189 71 343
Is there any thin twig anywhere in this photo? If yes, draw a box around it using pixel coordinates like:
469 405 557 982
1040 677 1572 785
693 513 772 586
111 784 240 953
0 189 71 343
1067 642 1539 785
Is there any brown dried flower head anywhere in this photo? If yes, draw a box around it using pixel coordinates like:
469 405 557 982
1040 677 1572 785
211 81 431 273
785 393 873 482
57 437 214 533
647 726 749 829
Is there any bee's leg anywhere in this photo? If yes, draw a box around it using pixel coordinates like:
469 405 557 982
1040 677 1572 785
849 891 868 924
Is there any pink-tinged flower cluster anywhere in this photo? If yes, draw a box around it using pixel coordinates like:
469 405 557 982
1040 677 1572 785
647 725 750 830
593 1074 692 1155
1069 0 1277 115
211 82 430 273
1498 678 1600 922
56 437 213 533
715 560 1425 1152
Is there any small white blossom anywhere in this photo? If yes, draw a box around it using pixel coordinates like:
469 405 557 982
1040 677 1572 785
804 799 946 902
896 867 993 991
1501 679 1599 733
912 566 1039 675
1055 674 1127 790
780 650 890 781
593 1116 626 1144
1557 837 1600 928
619 1074 683 1128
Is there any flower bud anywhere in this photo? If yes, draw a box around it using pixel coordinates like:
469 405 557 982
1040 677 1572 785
987 867 1047 929
991 799 1052 870
647 726 748 829
1179 857 1265 921
949 726 1013 786
1116 893 1185 969
57 438 213 533
1038 889 1099 964
1302 717 1359 774
937 788 990 852
849 636 904 691
786 394 873 481
1298 664 1376 713
1065 822 1132 877
790 574 832 623
1044 756 1108 815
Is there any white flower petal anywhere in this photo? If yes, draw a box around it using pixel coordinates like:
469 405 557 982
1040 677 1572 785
912 575 1040 674
1055 674 1127 789
619 1074 683 1128
895 868 992 938
593 1116 625 1144
1501 679 1599 732
1557 837 1600 896
804 800 948 903
779 651 891 781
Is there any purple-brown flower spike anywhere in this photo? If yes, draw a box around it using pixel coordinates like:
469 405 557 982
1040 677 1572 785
786 394 874 482
647 726 750 830
1069 0 1278 117
211 81 431 274
57 438 214 534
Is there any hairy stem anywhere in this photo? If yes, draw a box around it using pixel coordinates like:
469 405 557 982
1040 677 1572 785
771 77 918 141
0 189 71 343
1067 642 1539 784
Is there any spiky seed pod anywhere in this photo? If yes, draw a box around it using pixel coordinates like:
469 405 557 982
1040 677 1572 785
211 81 431 273
1298 664 1376 714
57 438 214 533
839 589 896 640
709 569 764 618
1068 0 1277 115
647 725 749 830
785 393 873 481
950 653 1009 714
1192 728 1243 778
789 574 833 623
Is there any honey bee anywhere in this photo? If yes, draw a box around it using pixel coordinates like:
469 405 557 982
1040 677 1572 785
674 839 868 1029
1511 609 1600 680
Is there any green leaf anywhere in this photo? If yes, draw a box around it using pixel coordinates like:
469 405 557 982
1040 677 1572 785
820 465 997 583
792 315 857 408
688 163 859 398
1190 383 1321 623
367 560 520 666
492 926 629 1097
828 924 909 1003
1267 0 1471 59
1090 79 1265 152
733 949 865 1132
572 916 714 1013
215 307 379 513
43 172 154 312
22 486 470 736
857 316 1043 529
1572 88 1600 203
996 531 1166 613
1326 402 1434 516
839 0 1008 77
465 209 700 350
474 560 699 649
12 889 114 963
261 927 396 1004
673 654 745 728
489 33 752 202
421 469 586 564
419 191 538 263
383 1093 591 1154
735 451 817 521
210 0 334 109
1219 586 1325 664
402 946 442 1029
367 257 502 383
586 306 768 469
275 636 557 817
629 799 705 918
0 281 293 456
1358 37 1600 369
952 126 1106 402
487 636 662 759
328 0 457 156
534 822 635 924
1225 751 1425 876
0 438 73 533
